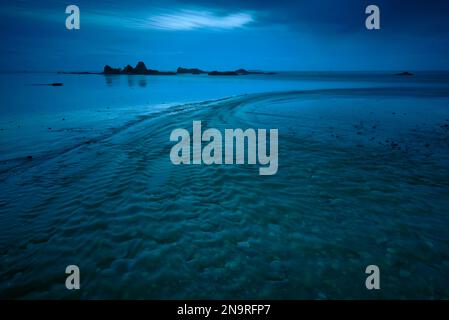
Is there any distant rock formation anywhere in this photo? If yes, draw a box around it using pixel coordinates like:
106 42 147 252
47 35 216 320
236 68 276 75
123 65 134 73
235 68 252 75
395 71 414 76
103 62 176 75
177 67 207 74
208 71 239 76
134 61 148 74
147 70 176 76
103 65 121 74
65 62 275 76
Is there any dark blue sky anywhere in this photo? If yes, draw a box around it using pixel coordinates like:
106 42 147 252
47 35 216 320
1 0 449 71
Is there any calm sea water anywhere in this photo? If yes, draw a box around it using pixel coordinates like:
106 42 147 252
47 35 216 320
1 72 449 298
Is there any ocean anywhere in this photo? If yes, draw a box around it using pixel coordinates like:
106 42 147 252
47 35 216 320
1 72 449 298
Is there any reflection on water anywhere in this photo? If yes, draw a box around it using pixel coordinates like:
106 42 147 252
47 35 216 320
138 77 147 88
105 75 147 88
104 75 120 87
127 76 134 87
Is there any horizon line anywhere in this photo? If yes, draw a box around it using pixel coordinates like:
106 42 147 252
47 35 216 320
1 69 449 74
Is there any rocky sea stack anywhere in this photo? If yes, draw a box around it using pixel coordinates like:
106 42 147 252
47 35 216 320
101 62 275 76
177 67 207 74
103 61 176 75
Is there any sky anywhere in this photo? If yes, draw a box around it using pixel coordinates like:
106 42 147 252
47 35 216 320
1 0 449 71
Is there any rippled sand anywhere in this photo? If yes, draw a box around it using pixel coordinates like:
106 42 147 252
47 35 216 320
1 87 449 299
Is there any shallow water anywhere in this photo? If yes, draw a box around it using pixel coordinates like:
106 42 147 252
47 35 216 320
1 74 449 299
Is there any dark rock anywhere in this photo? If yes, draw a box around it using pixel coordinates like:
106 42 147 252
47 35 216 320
104 61 176 75
145 69 176 75
235 68 276 75
177 67 207 74
395 71 414 76
208 71 239 76
103 65 121 74
235 68 250 75
101 62 272 76
134 61 148 74
123 65 134 74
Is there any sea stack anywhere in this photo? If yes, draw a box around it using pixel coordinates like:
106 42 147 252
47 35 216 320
177 67 207 74
208 71 239 76
103 65 121 74
134 61 148 74
123 64 134 74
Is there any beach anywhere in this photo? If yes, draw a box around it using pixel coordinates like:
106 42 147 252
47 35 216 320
1 72 449 298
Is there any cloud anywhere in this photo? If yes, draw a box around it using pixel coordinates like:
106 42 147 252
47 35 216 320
0 3 255 32
143 10 254 30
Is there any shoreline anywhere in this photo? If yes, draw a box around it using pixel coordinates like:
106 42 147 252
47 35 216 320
2 85 449 170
